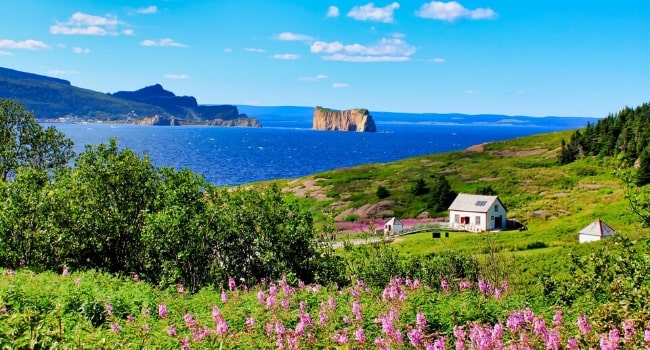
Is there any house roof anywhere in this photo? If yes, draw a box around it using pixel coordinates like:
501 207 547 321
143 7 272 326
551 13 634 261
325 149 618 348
448 193 503 213
579 219 616 238
384 217 402 226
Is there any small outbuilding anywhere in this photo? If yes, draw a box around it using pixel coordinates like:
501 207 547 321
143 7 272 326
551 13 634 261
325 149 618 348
448 193 507 232
383 217 403 235
578 219 616 243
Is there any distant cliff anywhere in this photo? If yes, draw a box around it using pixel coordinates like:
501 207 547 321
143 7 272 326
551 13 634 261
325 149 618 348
132 115 181 126
312 106 376 132
208 116 261 127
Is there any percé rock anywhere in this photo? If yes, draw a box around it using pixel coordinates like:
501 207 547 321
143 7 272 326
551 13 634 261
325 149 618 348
133 115 180 126
208 116 261 128
312 106 376 132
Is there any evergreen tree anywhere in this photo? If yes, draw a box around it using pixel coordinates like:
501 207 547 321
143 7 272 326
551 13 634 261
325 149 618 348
636 146 650 187
428 175 457 213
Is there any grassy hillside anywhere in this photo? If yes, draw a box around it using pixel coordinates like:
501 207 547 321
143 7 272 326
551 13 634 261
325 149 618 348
267 129 648 258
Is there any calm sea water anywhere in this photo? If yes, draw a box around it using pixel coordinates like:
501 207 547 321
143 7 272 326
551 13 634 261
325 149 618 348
49 120 586 186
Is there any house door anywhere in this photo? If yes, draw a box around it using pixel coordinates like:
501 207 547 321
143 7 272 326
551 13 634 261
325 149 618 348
494 216 502 229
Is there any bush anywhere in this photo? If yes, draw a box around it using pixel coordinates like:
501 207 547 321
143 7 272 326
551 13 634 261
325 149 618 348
376 185 390 199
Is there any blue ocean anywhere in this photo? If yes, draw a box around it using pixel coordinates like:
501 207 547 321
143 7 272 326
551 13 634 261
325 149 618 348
49 110 597 186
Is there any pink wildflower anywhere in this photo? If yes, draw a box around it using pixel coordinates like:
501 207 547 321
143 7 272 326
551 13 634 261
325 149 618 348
328 295 336 310
355 328 366 344
622 320 635 344
221 289 228 302
257 290 266 303
177 284 184 294
441 279 450 292
577 315 591 334
432 336 446 350
228 277 236 291
62 267 69 276
552 310 563 327
416 311 427 330
133 274 139 282
281 298 290 309
459 279 472 291
407 328 425 348
266 295 276 308
566 337 579 350
110 322 121 333
245 316 255 330
333 328 349 345
158 304 168 318
167 324 177 337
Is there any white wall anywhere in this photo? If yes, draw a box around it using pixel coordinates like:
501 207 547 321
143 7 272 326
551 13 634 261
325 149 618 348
579 234 601 244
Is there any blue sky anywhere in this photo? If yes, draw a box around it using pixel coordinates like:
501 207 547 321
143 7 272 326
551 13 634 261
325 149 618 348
1 1 649 117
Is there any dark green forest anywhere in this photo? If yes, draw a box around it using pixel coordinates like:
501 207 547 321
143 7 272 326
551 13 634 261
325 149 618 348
559 102 650 184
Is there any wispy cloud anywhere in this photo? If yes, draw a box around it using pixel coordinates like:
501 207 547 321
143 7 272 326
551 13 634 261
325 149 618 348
465 89 480 95
137 5 158 14
514 90 527 96
245 48 266 53
299 74 329 81
140 38 187 47
275 32 313 41
224 48 233 53
333 83 349 88
72 47 90 54
122 29 135 36
164 73 190 79
311 37 415 62
429 57 445 63
416 1 496 22
347 2 400 23
50 12 124 35
48 69 78 76
0 51 13 56
272 53 300 60
326 5 340 17
0 39 50 50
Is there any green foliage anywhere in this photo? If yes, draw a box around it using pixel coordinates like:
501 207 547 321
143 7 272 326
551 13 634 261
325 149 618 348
636 146 650 186
0 99 74 181
428 175 457 213
410 178 429 196
376 185 390 199
475 184 497 195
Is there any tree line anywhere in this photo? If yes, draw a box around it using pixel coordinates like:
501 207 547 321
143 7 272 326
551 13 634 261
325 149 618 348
559 101 650 186
0 99 340 292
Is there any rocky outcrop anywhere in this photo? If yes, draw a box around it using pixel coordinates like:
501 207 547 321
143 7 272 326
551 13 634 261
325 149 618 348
312 106 376 132
208 117 261 127
133 115 180 126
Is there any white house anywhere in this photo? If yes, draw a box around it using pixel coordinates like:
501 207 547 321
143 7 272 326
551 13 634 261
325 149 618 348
448 193 507 232
578 219 616 243
383 217 403 235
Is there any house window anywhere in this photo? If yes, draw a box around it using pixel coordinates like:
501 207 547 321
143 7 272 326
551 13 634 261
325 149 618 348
454 214 459 223
491 216 494 220
475 216 481 225
494 205 499 212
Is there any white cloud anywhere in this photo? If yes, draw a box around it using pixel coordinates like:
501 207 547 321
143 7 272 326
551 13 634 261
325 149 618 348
122 29 135 36
429 57 445 63
224 48 233 52
72 47 90 54
140 38 187 47
323 54 409 62
48 69 78 76
0 51 13 56
332 83 349 88
137 5 158 14
347 2 400 23
164 74 190 79
245 48 266 53
299 74 329 81
416 1 496 22
273 53 300 60
50 12 124 36
310 41 344 54
326 5 340 17
311 37 415 62
275 32 313 41
465 89 480 95
0 39 50 50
